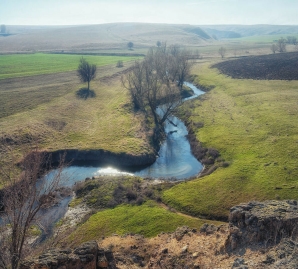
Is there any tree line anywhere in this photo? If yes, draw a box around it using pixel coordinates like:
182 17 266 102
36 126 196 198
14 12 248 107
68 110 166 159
270 36 297 54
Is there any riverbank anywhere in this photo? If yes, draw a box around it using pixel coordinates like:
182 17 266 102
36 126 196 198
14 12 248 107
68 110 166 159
48 148 157 168
0 63 156 177
163 61 298 219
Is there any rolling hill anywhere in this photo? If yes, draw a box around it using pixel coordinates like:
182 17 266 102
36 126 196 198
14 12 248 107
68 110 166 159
0 23 213 53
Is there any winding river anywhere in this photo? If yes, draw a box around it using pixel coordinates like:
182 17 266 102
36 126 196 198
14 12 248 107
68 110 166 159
48 82 205 185
30 82 205 241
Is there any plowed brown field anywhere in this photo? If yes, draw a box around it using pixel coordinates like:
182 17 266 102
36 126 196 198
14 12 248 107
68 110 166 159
213 51 298 80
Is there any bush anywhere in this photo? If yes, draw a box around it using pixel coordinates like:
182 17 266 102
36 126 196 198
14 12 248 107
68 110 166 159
126 189 137 201
116 60 124 68
222 162 230 168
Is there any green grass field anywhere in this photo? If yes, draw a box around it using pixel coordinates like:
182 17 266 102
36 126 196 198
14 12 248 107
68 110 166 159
67 201 223 245
0 54 151 160
0 53 140 79
163 62 298 219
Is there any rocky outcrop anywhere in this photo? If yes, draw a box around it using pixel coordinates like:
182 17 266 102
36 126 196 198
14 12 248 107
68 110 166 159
225 200 298 251
22 200 298 269
21 241 116 269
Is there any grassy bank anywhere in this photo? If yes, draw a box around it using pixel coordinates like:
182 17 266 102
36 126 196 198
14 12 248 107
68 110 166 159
67 201 223 245
163 62 298 219
0 53 140 79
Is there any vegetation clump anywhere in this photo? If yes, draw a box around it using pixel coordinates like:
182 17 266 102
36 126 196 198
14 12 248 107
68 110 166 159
77 57 97 91
72 176 175 209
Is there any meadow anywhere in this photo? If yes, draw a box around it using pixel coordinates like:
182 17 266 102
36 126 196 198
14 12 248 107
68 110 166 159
163 61 298 219
0 53 139 79
0 53 152 159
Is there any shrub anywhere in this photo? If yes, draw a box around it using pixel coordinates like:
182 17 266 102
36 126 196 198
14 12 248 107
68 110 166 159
116 60 124 68
126 189 137 201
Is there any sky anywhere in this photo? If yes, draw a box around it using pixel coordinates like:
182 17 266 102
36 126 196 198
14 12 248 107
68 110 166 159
1 0 298 26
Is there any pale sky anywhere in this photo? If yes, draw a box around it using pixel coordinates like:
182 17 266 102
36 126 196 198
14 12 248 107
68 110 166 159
1 0 298 25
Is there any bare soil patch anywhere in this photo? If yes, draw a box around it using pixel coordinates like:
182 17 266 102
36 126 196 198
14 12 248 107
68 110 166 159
213 52 298 80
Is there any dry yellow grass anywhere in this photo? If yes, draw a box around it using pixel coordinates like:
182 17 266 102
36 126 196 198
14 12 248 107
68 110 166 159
99 227 269 268
0 63 153 157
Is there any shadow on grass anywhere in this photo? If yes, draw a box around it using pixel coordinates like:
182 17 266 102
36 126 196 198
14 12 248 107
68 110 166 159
76 88 96 100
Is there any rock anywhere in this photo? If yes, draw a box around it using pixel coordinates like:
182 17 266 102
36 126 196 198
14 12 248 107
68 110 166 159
232 257 248 268
192 252 199 258
97 257 108 269
264 238 298 268
161 248 168 254
193 262 200 269
200 223 218 235
181 245 188 254
225 200 298 250
174 226 192 241
21 241 117 269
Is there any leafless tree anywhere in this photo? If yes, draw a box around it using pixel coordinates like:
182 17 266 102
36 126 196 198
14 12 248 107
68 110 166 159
218 46 226 59
270 43 278 54
287 36 297 45
77 57 97 91
173 50 193 89
122 46 186 134
0 143 65 269
156 41 162 47
276 38 287 53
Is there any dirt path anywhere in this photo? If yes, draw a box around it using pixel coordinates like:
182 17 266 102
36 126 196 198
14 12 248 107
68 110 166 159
159 202 203 221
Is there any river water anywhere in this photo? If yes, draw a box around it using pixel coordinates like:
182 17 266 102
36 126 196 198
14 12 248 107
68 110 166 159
50 82 205 185
26 82 205 240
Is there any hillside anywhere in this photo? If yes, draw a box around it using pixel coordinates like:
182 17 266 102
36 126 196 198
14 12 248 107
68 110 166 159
0 23 212 53
201 24 298 39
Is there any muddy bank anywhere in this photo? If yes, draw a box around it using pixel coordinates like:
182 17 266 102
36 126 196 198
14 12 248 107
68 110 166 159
47 148 157 168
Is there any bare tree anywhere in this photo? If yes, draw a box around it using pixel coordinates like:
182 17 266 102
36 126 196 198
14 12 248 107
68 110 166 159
218 47 226 59
0 143 65 269
276 38 287 53
172 50 193 89
77 57 97 91
287 36 297 45
156 41 161 47
122 46 186 137
270 43 278 54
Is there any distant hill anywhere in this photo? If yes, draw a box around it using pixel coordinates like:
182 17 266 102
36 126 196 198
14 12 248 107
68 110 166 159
0 23 212 53
201 25 298 39
2 23 298 53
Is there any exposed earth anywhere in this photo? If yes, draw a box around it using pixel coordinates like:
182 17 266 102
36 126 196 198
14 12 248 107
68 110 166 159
24 200 298 269
213 51 298 80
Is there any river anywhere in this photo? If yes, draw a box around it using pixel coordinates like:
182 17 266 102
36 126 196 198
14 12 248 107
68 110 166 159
32 82 205 241
47 82 205 185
